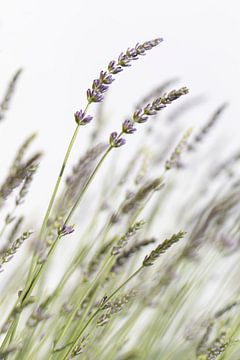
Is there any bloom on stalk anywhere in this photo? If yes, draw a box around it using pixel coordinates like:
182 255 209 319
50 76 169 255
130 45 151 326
108 87 189 149
86 38 164 105
75 38 163 125
109 132 126 148
74 110 93 126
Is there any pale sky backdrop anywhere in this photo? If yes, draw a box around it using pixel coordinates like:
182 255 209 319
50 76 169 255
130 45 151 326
0 0 240 220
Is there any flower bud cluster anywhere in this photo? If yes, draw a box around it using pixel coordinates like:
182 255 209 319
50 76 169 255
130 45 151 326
109 87 189 148
75 38 163 126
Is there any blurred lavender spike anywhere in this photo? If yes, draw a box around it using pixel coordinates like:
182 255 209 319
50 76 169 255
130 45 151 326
0 69 23 122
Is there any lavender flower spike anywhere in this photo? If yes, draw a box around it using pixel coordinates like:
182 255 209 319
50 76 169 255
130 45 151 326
122 120 137 134
87 89 104 103
133 109 148 123
108 86 188 154
133 87 189 124
74 110 93 125
86 38 163 104
58 224 75 237
109 132 126 148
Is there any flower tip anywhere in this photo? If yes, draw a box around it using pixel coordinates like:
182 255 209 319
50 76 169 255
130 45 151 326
181 86 189 94
58 224 75 237
156 37 164 43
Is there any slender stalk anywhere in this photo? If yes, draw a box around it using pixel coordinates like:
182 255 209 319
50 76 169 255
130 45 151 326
20 123 82 297
38 122 81 240
1 147 112 350
64 146 112 224
0 105 90 352
25 103 89 277
106 266 143 303
52 255 113 351
26 145 112 296
62 266 143 359
0 314 20 352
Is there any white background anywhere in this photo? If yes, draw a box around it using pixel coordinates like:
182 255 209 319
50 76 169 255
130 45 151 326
0 0 240 220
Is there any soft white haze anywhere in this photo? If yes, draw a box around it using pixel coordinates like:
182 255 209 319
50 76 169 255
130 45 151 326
0 0 240 220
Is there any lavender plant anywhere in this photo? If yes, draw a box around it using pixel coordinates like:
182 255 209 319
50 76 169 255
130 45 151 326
0 37 239 360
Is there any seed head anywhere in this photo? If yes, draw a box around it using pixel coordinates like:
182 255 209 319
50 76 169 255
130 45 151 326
165 128 192 171
0 230 33 272
111 220 145 256
143 231 186 267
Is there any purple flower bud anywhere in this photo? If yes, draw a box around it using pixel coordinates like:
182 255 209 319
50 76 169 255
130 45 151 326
58 224 75 237
87 89 92 102
151 38 164 46
143 38 163 50
99 84 109 93
118 53 131 67
152 98 166 111
144 104 157 115
91 80 108 93
82 115 93 124
133 109 148 123
74 110 93 125
100 71 114 84
83 38 164 121
122 119 137 134
92 79 101 89
167 87 189 101
87 89 104 103
104 75 114 84
135 43 145 55
99 71 106 79
126 47 138 59
108 60 123 74
108 60 116 71
109 132 126 148
112 66 123 74
143 41 153 50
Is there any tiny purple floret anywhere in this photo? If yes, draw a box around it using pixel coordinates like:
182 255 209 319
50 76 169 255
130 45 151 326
58 224 75 237
74 110 93 125
122 119 137 134
109 132 126 148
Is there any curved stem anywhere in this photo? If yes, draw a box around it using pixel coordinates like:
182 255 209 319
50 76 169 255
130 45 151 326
21 124 82 291
62 266 143 359
64 146 112 224
106 266 143 302
19 146 112 306
18 124 84 304
0 106 90 352
53 255 113 351
39 122 81 241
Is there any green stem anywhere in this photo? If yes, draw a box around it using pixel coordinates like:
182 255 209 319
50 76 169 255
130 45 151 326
20 123 82 301
64 146 112 224
0 106 90 351
24 105 91 283
63 266 143 359
106 266 143 303
25 146 112 301
39 121 82 241
0 314 20 352
39 101 89 241
53 255 113 352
